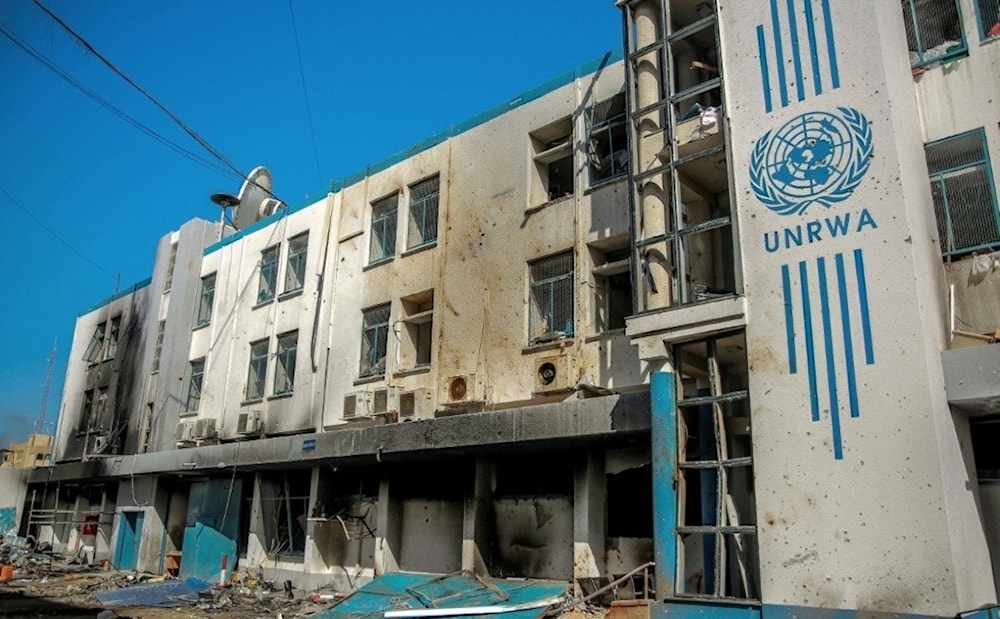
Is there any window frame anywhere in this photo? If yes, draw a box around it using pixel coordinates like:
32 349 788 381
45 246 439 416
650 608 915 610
246 339 269 401
186 358 205 412
258 245 279 304
973 0 1000 41
104 316 121 360
196 273 216 327
586 93 629 186
360 303 391 378
407 175 440 251
902 0 968 68
273 330 298 396
284 233 308 294
84 322 107 365
924 128 1000 257
528 251 575 344
369 194 399 265
151 320 165 373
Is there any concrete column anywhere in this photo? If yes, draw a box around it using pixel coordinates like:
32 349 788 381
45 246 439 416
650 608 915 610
374 476 402 574
632 0 673 310
462 458 493 576
573 451 607 583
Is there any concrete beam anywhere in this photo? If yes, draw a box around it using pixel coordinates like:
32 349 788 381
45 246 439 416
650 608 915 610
942 344 1000 415
32 393 650 484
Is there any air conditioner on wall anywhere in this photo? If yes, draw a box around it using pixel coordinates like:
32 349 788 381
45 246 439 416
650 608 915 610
175 420 195 442
399 388 432 419
440 374 483 405
193 418 217 440
534 355 576 394
370 386 400 418
343 392 371 420
237 410 263 435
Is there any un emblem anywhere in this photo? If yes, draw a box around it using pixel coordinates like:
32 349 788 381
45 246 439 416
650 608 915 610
750 107 873 216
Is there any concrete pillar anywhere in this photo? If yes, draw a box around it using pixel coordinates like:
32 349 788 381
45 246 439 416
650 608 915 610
462 458 492 576
375 476 402 574
718 0 997 613
632 0 673 310
573 451 607 583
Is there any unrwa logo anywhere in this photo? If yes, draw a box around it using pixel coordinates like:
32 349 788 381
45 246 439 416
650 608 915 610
750 107 873 216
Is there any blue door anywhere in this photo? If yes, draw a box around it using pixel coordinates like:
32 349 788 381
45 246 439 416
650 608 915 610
114 511 144 570
180 479 242 582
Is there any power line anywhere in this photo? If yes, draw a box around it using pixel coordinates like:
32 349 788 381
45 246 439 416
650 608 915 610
0 184 117 279
0 23 245 184
287 0 324 187
30 0 284 202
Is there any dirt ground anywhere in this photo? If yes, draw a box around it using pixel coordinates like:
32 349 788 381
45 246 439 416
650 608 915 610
0 571 333 618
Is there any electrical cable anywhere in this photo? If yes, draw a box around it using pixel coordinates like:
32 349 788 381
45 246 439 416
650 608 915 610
287 0 324 187
0 183 116 279
0 23 244 184
29 0 284 202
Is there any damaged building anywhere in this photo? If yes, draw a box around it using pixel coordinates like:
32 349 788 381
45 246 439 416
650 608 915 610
24 0 1000 618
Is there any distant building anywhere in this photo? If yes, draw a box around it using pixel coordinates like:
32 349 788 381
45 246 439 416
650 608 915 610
24 1 1000 618
1 434 52 468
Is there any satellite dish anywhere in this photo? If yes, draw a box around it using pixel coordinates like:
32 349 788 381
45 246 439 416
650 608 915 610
210 193 240 208
222 166 284 230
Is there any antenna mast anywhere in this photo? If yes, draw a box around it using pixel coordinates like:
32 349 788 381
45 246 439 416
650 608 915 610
34 339 56 435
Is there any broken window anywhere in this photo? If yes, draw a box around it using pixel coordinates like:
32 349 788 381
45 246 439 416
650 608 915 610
151 320 165 373
399 291 433 369
902 0 967 66
530 117 575 206
622 0 737 311
360 303 391 378
587 93 628 185
163 241 177 292
258 245 279 303
407 175 439 250
591 243 632 332
260 472 311 556
673 331 758 600
529 251 574 344
370 194 398 264
104 316 121 360
924 129 1000 257
284 233 308 293
80 389 94 432
196 273 216 327
274 330 298 395
246 340 268 401
84 322 107 365
186 358 205 412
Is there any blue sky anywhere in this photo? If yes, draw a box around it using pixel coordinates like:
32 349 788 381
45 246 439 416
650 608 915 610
0 1 622 447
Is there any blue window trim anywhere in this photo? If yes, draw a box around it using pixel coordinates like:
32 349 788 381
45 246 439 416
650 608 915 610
973 0 1000 41
903 0 969 68
926 127 1000 257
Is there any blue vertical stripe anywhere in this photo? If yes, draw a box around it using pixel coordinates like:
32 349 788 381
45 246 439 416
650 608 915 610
650 372 677 599
820 0 841 89
835 254 860 419
802 0 823 95
785 0 806 101
816 257 844 460
781 264 797 373
770 0 790 107
757 26 774 114
798 261 820 422
854 249 874 364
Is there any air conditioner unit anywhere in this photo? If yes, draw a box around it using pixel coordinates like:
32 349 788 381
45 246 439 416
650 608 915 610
237 410 263 435
534 355 576 394
370 387 400 416
441 374 483 406
343 392 371 420
399 388 432 419
175 420 195 442
193 418 217 440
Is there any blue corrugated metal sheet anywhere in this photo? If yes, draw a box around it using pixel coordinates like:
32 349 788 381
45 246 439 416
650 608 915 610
312 572 567 619
93 577 212 608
